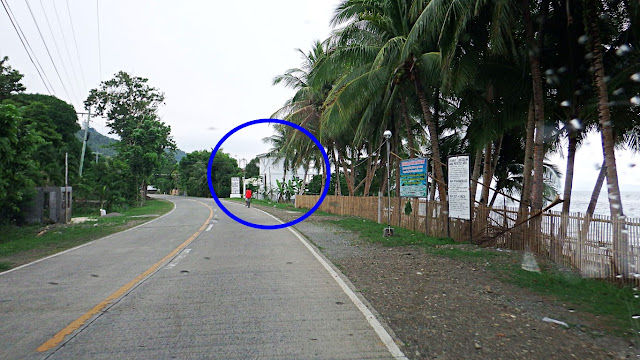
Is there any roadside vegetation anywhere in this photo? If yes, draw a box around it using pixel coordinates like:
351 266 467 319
0 199 173 272
329 215 640 337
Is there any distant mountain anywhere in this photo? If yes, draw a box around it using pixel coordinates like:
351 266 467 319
76 128 187 162
172 148 187 162
75 127 118 157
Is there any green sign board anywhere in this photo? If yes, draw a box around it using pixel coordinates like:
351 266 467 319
400 158 428 197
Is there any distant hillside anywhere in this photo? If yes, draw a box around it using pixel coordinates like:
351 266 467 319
76 127 118 157
75 128 187 162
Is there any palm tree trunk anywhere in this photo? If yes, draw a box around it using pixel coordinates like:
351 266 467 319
561 133 578 215
414 78 447 207
584 0 628 278
581 160 606 239
480 142 493 206
491 135 503 176
560 132 578 239
520 0 547 212
520 100 535 212
401 97 415 158
470 147 483 204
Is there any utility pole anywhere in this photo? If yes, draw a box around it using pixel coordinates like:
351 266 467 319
383 130 394 236
78 110 91 176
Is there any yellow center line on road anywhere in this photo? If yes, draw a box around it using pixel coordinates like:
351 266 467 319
37 200 214 353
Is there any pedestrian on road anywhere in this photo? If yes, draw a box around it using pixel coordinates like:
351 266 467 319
245 187 252 208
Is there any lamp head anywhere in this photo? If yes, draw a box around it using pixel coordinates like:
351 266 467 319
383 130 392 139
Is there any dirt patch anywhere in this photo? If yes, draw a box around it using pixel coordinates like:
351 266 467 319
253 203 638 360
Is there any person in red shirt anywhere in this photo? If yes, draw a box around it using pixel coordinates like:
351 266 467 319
245 187 252 208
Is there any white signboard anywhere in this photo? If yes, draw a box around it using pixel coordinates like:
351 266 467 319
448 155 470 220
230 177 241 198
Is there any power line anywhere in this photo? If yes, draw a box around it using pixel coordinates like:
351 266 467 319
1 0 52 94
5 0 55 92
24 0 73 101
64 0 86 91
38 0 79 104
96 0 102 82
51 0 84 98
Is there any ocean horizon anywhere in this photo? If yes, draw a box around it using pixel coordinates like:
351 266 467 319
493 190 640 219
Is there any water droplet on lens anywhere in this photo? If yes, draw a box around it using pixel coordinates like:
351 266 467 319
558 67 568 73
630 163 637 168
616 44 631 56
600 13 610 20
603 76 611 83
631 73 640 82
578 35 589 44
594 163 601 170
561 100 571 107
569 118 582 130
585 53 594 60
545 69 554 76
631 96 640 105
613 88 625 96
617 274 624 278
635 294 639 298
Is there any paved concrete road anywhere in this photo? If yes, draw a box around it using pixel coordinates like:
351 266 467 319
0 196 403 359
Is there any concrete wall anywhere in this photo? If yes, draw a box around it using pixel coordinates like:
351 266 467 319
257 156 319 201
22 187 72 224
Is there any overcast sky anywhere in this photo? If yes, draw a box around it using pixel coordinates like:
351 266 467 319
2 0 637 192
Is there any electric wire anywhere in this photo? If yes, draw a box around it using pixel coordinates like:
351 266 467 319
64 0 86 91
24 0 73 102
51 0 83 98
1 0 52 94
38 0 79 104
96 0 102 81
8 1 56 93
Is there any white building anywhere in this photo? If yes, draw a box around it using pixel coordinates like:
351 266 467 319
257 156 320 201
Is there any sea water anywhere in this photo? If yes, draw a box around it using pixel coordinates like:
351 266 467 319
569 191 640 219
492 191 640 219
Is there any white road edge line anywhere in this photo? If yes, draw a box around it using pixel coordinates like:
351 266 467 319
165 248 191 269
0 198 178 276
253 207 408 360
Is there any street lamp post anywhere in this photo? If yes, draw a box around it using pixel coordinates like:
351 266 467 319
383 130 394 237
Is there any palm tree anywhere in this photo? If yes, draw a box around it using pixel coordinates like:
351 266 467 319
582 0 637 278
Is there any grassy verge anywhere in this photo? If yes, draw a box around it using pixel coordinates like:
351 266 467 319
327 214 640 337
498 262 640 336
0 199 174 272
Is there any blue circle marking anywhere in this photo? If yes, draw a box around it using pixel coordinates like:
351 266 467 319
207 119 331 230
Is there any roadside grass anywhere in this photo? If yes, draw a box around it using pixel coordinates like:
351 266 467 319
0 199 173 271
325 214 640 337
497 262 640 337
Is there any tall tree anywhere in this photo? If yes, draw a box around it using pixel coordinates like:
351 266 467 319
0 56 26 101
85 71 175 204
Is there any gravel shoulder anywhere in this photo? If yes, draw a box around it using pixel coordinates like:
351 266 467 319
253 203 638 360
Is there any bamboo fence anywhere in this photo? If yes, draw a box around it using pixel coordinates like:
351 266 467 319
296 195 640 284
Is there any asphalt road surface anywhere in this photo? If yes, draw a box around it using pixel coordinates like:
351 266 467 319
0 196 405 359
